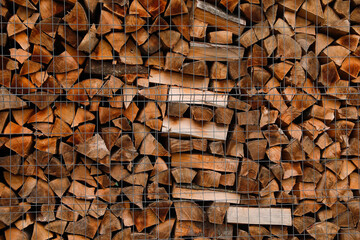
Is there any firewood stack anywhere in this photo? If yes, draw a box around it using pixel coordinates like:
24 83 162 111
2 0 360 239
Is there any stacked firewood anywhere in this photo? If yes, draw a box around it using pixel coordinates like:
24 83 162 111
1 0 360 239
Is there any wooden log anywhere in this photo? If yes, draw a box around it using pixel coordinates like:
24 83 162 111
149 69 209 89
226 207 292 226
182 60 208 77
139 133 170 157
172 184 241 203
124 15 145 33
207 202 229 224
307 222 340 240
63 2 88 31
149 16 169 33
84 60 148 77
168 102 189 117
210 62 228 79
192 0 246 35
159 30 181 49
129 0 150 17
277 34 302 60
133 208 159 232
65 216 100 238
162 116 229 141
190 106 214 121
208 31 233 44
188 42 244 61
174 201 205 222
164 52 185 72
172 167 197 184
247 139 268 160
75 134 110 162
190 18 208 39
208 141 224 155
194 170 221 187
168 86 228 108
97 9 123 34
171 153 239 172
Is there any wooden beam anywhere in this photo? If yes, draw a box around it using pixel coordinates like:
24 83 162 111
162 116 229 141
149 69 209 89
192 0 246 35
84 60 148 77
168 86 228 108
172 184 241 204
171 153 238 172
188 42 244 61
226 207 292 226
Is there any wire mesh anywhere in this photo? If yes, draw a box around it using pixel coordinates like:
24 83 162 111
0 0 360 239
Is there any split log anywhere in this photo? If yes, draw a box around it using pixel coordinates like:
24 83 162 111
188 42 244 61
194 170 221 187
162 116 229 141
171 153 238 172
192 0 246 35
190 106 214 121
149 69 209 89
174 201 205 222
173 184 241 203
84 61 148 77
168 86 228 108
0 1 358 238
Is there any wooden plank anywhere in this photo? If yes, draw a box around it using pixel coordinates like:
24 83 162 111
171 153 238 172
188 42 244 61
172 184 241 204
162 116 229 141
168 86 228 108
149 69 209 89
227 207 292 226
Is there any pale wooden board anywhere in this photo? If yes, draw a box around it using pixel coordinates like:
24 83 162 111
171 153 239 172
188 41 245 61
149 69 210 89
226 207 292 226
162 116 229 141
172 185 241 204
168 86 228 108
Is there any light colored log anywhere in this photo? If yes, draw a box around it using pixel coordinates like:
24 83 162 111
168 86 228 108
192 0 246 35
188 41 244 61
171 153 238 172
226 207 292 226
149 69 209 89
162 116 229 141
172 185 241 203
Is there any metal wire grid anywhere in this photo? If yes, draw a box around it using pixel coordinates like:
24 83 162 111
0 0 359 239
